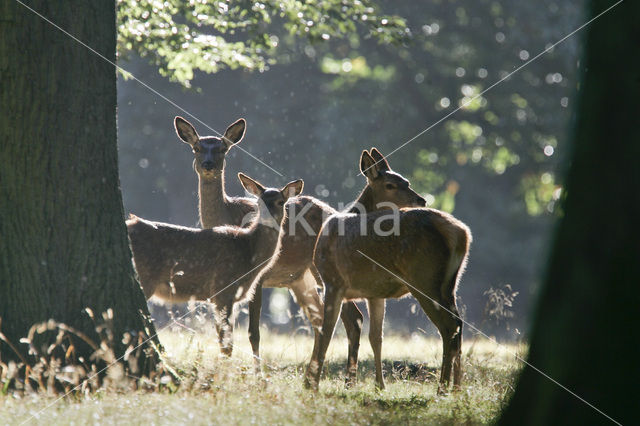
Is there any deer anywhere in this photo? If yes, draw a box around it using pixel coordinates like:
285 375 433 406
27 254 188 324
304 149 471 394
252 148 426 386
172 116 363 378
174 116 255 228
127 173 303 357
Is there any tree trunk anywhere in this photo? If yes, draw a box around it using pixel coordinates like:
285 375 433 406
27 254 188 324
0 1 158 374
500 1 639 424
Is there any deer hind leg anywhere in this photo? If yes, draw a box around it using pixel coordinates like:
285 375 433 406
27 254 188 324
442 308 462 392
450 303 463 389
214 304 235 357
432 303 462 394
341 301 363 388
289 269 324 332
304 284 344 391
367 298 386 390
410 289 462 394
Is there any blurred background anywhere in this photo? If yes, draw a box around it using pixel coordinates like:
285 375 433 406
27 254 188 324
117 0 585 340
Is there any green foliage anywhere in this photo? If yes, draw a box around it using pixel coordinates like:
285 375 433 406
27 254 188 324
117 0 408 86
309 0 580 217
521 172 562 216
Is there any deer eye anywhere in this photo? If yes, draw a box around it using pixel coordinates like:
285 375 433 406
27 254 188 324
385 183 396 190
276 200 284 207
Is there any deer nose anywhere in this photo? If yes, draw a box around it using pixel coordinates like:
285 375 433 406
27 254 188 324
415 196 426 207
201 161 214 170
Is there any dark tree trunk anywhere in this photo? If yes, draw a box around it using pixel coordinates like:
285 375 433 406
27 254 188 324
500 1 639 424
0 1 158 374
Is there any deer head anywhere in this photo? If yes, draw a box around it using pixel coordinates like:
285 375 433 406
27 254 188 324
238 173 304 229
174 116 246 180
359 148 426 210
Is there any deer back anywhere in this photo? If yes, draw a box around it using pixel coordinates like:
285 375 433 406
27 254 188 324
314 208 471 300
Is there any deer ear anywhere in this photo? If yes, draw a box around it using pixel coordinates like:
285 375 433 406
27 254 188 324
223 118 246 148
370 148 390 172
282 179 304 199
238 173 265 197
360 150 379 180
174 116 199 145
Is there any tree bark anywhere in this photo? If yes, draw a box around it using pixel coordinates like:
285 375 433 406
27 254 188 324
500 1 639 424
0 1 158 374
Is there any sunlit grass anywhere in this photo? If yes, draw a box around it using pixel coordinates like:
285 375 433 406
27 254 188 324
1 328 524 425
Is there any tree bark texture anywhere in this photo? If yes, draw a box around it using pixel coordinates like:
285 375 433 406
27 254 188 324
0 0 158 373
500 1 639 424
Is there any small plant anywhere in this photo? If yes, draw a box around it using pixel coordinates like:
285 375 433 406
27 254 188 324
482 284 519 332
0 310 174 396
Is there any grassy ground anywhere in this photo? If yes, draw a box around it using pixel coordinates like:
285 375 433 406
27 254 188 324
1 328 524 425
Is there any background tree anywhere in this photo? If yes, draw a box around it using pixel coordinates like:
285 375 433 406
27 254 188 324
500 0 638 424
0 0 158 372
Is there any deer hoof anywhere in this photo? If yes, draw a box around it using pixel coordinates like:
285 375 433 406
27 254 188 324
345 375 357 389
436 384 449 396
303 375 318 391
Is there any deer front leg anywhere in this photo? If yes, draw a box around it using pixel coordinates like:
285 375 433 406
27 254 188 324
310 266 362 387
248 283 263 372
304 285 344 391
214 303 235 357
367 298 386 390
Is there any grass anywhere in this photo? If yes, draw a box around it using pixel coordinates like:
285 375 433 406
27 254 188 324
1 327 524 425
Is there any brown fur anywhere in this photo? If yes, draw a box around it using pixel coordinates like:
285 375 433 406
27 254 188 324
127 174 303 357
305 155 471 394
257 148 426 387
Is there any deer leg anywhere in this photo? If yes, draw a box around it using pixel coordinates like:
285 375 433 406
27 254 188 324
367 298 386 390
310 265 362 387
449 303 463 390
214 304 234 357
430 305 462 394
289 270 324 332
410 291 461 394
340 301 363 388
304 285 344 391
248 283 263 372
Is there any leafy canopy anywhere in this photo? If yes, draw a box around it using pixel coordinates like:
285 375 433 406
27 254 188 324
117 0 408 86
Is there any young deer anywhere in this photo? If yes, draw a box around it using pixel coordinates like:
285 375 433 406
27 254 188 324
253 148 425 385
174 116 255 228
305 150 471 393
127 173 303 356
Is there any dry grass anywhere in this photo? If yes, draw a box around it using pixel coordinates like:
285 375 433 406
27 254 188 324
1 327 525 425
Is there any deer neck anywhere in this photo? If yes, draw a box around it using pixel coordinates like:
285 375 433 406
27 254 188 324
198 171 227 228
350 185 377 213
247 219 281 263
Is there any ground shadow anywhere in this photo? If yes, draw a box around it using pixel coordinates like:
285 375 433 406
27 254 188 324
285 359 439 384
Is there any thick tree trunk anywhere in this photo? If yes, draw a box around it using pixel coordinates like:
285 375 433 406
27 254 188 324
0 1 158 374
500 1 639 424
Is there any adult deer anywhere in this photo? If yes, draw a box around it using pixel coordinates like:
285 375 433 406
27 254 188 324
254 148 426 385
305 150 471 394
127 173 303 356
174 116 255 228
